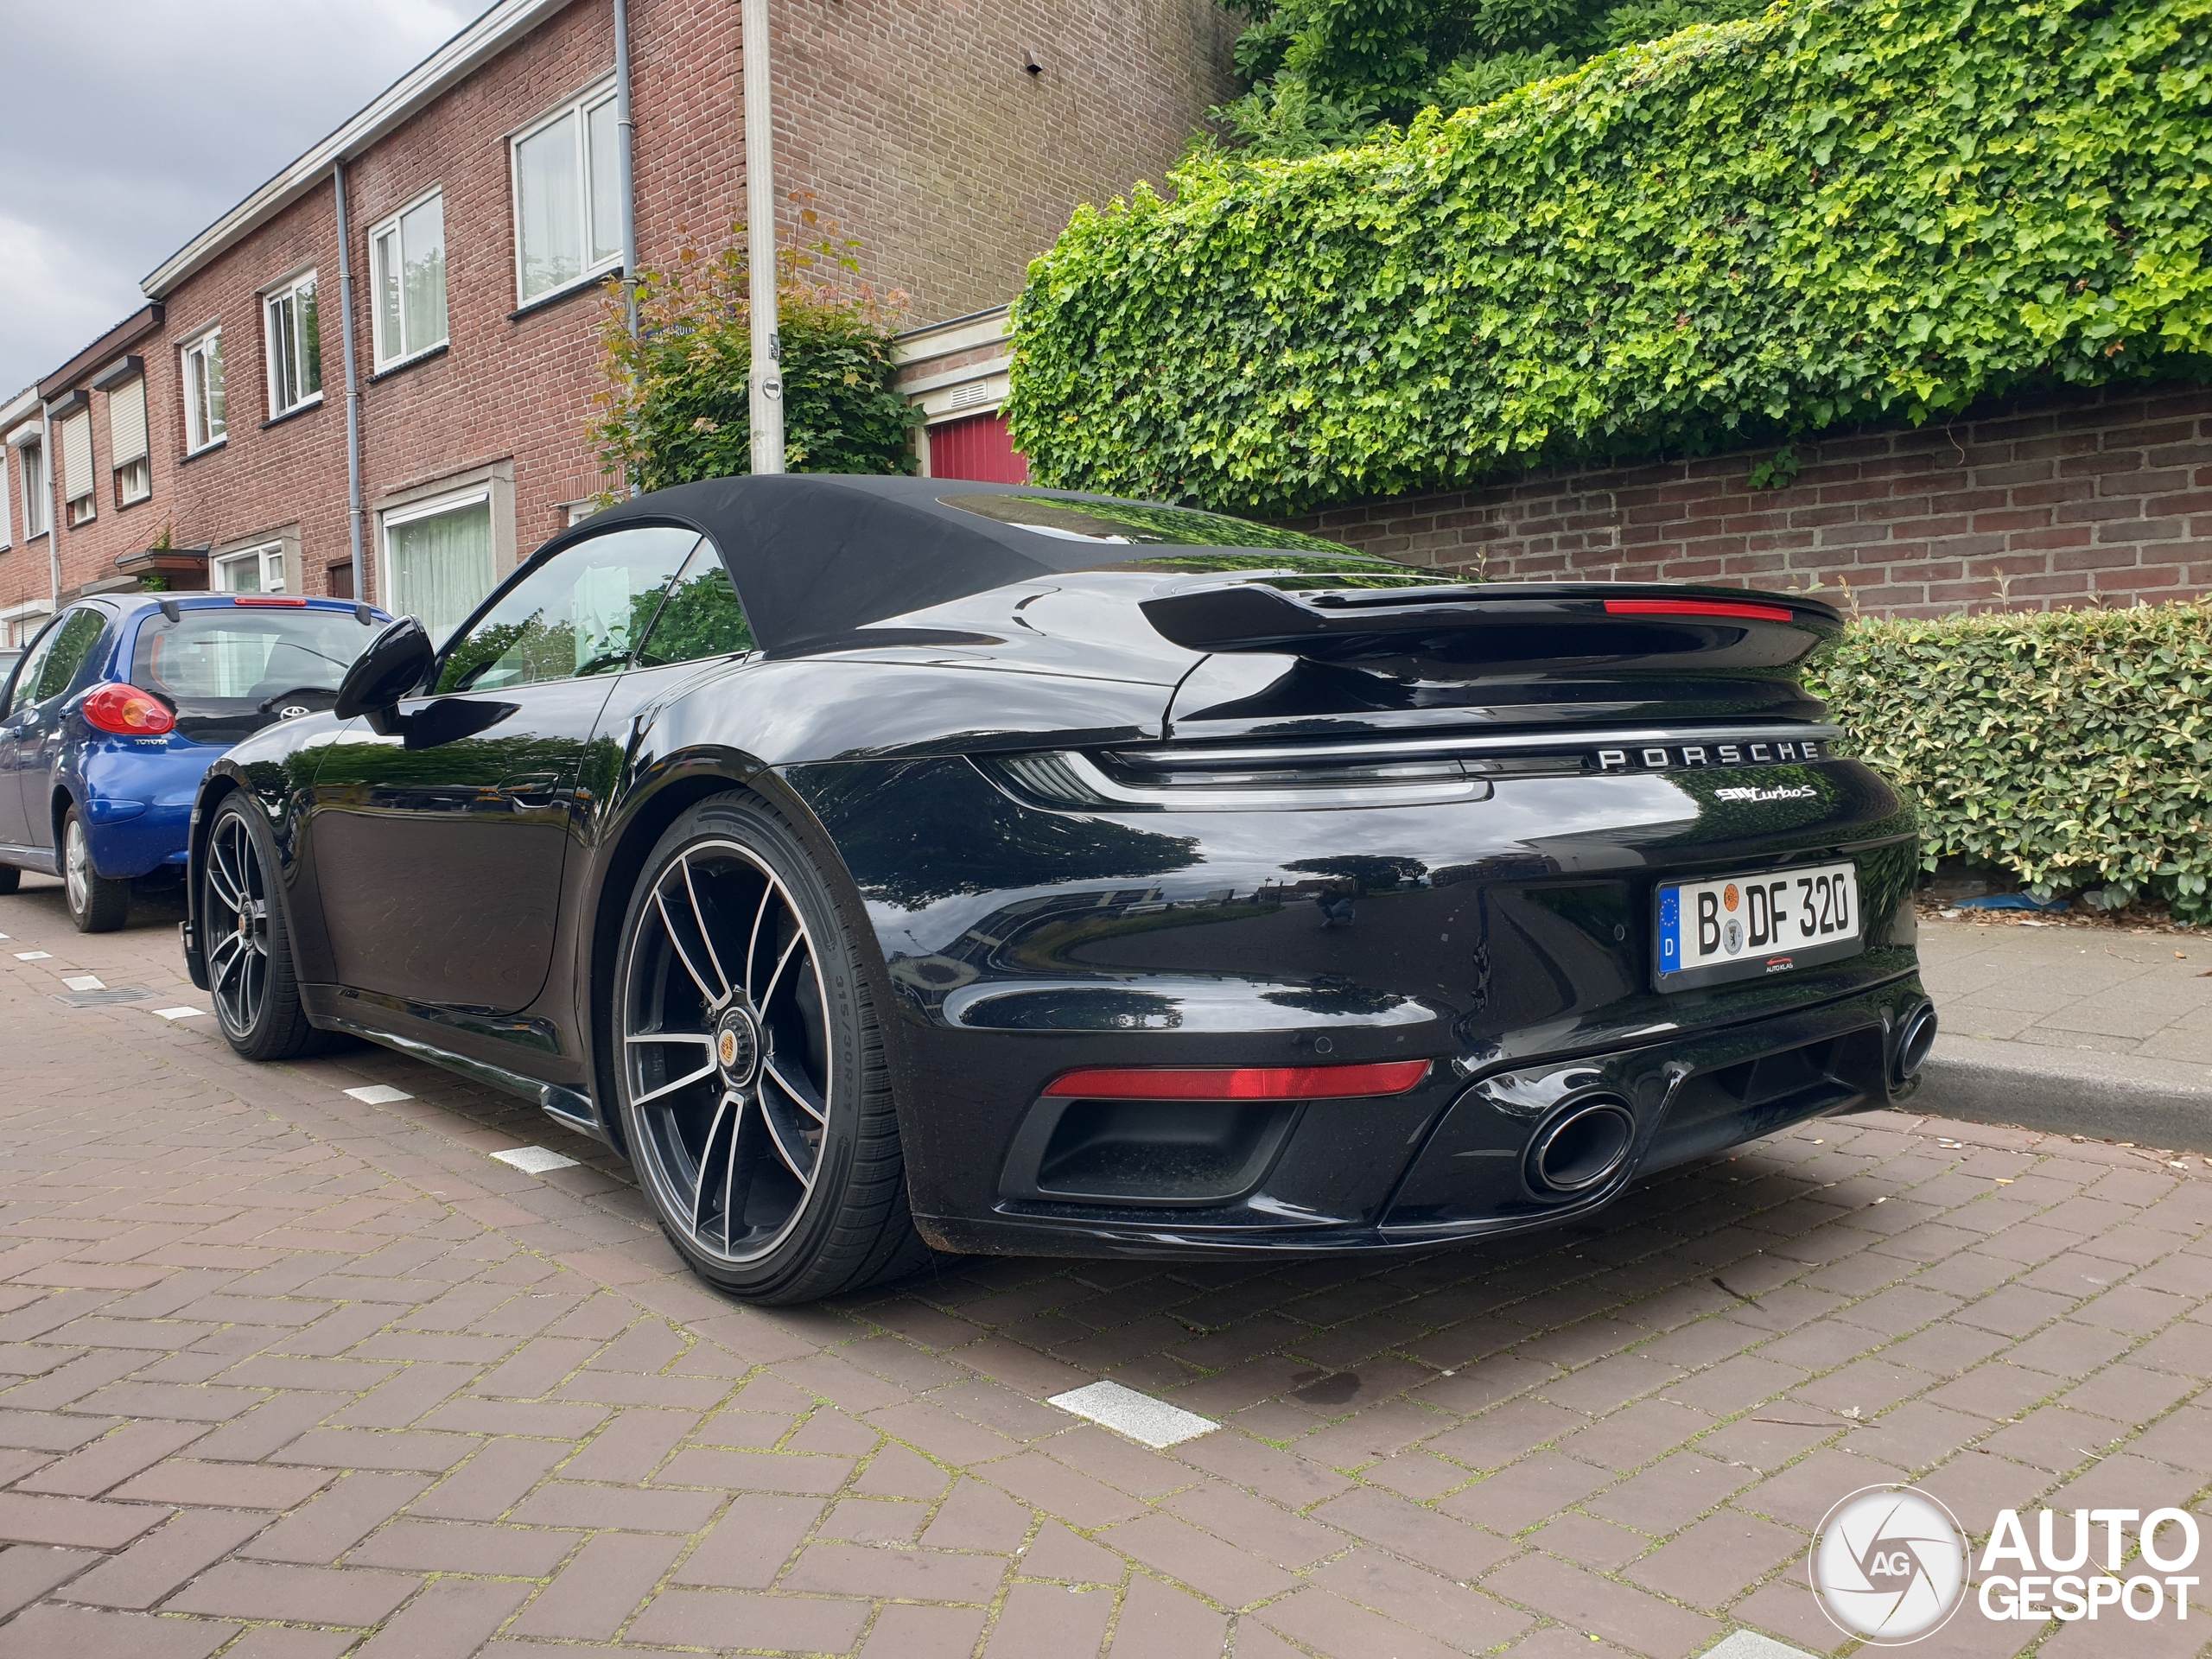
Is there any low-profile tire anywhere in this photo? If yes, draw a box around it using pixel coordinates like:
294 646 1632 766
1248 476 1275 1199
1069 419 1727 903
0 864 18 895
61 806 130 933
613 791 932 1304
204 794 322 1061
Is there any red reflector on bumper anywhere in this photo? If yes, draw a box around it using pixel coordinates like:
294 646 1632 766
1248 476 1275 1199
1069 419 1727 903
1603 598 1796 622
1042 1059 1433 1100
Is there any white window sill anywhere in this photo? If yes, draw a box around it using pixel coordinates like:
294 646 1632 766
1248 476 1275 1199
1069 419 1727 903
179 438 228 465
511 261 622 321
370 341 451 382
262 394 325 429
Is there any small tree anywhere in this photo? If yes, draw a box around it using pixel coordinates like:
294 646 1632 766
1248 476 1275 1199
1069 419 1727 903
594 205 918 494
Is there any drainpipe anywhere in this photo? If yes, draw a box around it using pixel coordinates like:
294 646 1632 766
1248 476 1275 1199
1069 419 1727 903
41 404 55 608
613 0 638 342
741 0 784 474
333 158 366 603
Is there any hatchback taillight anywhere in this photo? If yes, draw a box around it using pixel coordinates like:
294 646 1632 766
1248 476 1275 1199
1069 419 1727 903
82 683 176 736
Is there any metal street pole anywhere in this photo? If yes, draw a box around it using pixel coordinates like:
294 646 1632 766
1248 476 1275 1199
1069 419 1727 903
741 0 784 474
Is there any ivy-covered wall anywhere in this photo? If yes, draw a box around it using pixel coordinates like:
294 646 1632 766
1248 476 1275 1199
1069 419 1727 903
1007 0 2212 519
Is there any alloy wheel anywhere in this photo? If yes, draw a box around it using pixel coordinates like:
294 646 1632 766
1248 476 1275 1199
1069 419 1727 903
205 812 270 1035
64 818 89 918
622 839 833 1266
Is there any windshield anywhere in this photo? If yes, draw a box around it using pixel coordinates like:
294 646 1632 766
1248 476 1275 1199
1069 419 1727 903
133 606 380 706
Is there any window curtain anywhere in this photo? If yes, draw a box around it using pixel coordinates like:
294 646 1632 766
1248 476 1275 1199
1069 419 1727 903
518 115 582 301
401 196 448 355
387 499 494 646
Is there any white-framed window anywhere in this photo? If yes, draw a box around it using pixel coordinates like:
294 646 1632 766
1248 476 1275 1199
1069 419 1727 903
382 487 494 645
109 376 150 506
0 447 10 550
512 81 621 307
265 272 322 416
182 329 226 453
371 189 448 368
1 600 54 649
12 437 47 539
213 543 285 594
59 410 95 527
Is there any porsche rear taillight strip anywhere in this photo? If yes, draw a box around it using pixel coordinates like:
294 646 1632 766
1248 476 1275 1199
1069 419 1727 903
1602 598 1796 622
1105 722 1840 770
1043 1060 1433 1100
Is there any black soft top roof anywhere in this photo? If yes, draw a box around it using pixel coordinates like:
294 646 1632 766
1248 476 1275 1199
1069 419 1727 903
543 475 1376 656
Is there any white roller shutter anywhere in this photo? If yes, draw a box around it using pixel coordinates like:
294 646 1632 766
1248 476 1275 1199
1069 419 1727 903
108 378 148 466
59 412 92 505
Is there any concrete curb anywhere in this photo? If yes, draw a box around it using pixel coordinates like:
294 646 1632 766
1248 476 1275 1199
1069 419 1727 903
1915 1033 2212 1154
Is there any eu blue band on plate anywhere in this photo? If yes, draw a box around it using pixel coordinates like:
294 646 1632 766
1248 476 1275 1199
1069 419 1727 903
1658 889 1681 972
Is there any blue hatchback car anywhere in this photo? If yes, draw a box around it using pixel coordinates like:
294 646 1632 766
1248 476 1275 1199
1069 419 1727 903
0 594 388 931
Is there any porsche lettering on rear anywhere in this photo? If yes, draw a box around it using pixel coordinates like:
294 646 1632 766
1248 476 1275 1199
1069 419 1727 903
1595 738 1826 771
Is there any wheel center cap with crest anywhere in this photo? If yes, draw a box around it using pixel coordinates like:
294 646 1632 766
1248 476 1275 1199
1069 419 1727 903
715 1007 760 1086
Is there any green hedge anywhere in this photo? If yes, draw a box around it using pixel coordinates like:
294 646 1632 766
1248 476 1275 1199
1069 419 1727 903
1806 603 2212 921
1007 0 2212 518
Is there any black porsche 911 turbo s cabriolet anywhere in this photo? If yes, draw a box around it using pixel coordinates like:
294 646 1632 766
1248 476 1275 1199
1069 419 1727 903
181 474 1933 1303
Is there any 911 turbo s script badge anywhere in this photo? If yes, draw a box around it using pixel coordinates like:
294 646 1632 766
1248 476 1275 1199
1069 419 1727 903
1714 783 1820 803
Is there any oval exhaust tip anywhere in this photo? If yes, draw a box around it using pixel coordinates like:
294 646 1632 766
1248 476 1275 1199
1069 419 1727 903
1896 1003 1938 1082
1529 1100 1635 1195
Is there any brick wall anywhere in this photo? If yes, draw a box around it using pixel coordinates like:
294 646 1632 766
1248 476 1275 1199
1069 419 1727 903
11 0 1235 610
1297 383 2212 617
775 0 1239 318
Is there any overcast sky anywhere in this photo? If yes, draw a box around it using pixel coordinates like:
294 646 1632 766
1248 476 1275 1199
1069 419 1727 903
0 0 476 397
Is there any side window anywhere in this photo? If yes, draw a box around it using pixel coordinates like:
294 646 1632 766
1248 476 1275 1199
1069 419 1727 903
435 526 704 695
26 610 107 706
635 540 756 667
3 620 63 719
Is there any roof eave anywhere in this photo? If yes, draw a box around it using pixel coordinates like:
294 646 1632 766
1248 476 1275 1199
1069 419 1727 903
140 0 576 299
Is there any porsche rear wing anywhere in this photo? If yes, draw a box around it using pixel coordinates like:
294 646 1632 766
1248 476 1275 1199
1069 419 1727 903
1145 580 1845 741
1140 582 1843 664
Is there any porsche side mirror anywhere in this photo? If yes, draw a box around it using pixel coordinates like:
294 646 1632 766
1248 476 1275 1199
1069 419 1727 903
335 617 434 735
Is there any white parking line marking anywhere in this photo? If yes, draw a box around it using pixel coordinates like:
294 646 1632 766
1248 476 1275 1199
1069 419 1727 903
343 1085 414 1104
492 1146 581 1174
153 1007 211 1020
14 952 52 961
60 976 105 992
1047 1380 1218 1448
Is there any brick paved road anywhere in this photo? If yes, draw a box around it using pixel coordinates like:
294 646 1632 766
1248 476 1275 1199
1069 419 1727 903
2 875 2210 1659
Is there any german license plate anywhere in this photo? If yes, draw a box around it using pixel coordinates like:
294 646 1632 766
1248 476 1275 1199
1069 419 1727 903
1656 861 1862 990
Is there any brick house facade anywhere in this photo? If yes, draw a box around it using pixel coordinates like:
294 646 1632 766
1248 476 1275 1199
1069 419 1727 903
1294 382 2212 618
0 0 1235 636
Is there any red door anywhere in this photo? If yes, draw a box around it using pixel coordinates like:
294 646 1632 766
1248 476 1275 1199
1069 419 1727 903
928 413 1028 484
